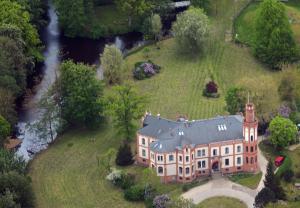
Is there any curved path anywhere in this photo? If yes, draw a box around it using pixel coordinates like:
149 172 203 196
182 137 268 208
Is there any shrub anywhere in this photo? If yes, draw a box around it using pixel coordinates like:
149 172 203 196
133 61 161 80
152 194 170 208
283 169 294 183
144 184 157 208
124 185 145 201
114 173 135 190
203 81 219 98
106 168 122 183
254 187 276 208
115 143 134 166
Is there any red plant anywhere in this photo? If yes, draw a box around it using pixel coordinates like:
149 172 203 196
206 81 218 93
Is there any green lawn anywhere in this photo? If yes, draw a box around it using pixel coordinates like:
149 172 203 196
228 172 262 189
235 0 300 45
196 196 247 208
29 124 182 208
28 0 300 207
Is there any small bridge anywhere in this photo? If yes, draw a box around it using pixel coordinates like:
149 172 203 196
169 1 191 8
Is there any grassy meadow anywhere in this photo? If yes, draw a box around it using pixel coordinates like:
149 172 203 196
228 172 262 189
196 196 247 208
29 0 300 207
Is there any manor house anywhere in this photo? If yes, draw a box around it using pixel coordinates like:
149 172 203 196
136 103 258 183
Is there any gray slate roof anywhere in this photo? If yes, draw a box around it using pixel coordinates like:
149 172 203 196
138 115 244 153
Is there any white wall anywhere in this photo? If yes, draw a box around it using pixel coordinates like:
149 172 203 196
221 156 233 168
196 158 209 170
195 147 208 158
235 155 243 166
245 127 249 141
166 152 176 163
166 164 176 176
156 154 164 165
235 143 243 154
211 147 219 156
139 147 148 159
221 145 233 156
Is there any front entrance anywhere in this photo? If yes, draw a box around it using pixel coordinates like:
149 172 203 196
212 161 219 171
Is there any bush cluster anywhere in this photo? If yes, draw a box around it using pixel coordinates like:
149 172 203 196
124 185 145 201
133 61 161 80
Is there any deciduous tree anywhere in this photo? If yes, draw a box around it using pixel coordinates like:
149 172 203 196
105 84 146 141
150 14 162 41
225 87 247 115
268 116 298 149
0 115 10 147
59 60 104 127
172 7 209 53
114 0 152 27
100 44 123 85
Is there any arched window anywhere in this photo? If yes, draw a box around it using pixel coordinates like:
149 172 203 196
186 167 190 174
250 135 254 142
158 166 163 174
251 147 254 152
246 157 249 164
246 146 248 152
142 138 145 145
179 167 183 174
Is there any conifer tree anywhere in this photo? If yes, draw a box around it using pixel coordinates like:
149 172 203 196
254 0 298 69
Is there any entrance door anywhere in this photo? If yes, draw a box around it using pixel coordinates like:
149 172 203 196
212 161 219 171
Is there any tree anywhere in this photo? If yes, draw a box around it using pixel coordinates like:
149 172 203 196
191 0 210 12
100 45 123 85
225 87 247 115
0 149 26 174
105 84 146 141
0 189 19 208
150 14 162 41
0 171 34 208
268 116 298 149
59 60 104 127
99 148 116 173
0 36 26 96
264 160 285 200
29 90 63 143
0 0 41 60
254 0 298 69
114 0 152 27
254 187 276 208
172 7 209 53
0 88 17 126
0 115 10 147
54 0 95 37
115 143 134 166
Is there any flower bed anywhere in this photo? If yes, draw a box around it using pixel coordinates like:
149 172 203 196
133 60 161 80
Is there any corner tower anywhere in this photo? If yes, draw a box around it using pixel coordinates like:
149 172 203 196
243 102 258 172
